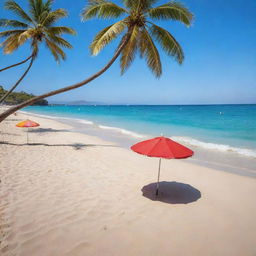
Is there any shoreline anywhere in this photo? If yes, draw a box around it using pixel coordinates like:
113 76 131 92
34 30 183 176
20 109 256 178
21 104 256 157
1 110 256 255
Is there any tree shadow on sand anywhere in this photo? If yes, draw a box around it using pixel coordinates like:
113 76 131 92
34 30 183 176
0 141 119 150
28 128 71 133
5 118 20 121
1 132 20 136
142 181 201 204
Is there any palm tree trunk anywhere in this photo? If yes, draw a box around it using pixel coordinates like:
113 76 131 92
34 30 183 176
0 57 35 104
0 33 131 123
0 55 33 72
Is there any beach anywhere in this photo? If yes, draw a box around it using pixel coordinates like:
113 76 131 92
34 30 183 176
1 110 256 256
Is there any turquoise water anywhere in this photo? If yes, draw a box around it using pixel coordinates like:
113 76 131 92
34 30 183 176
24 105 256 157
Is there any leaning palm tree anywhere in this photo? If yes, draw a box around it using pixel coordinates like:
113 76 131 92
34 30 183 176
0 0 193 122
0 0 76 103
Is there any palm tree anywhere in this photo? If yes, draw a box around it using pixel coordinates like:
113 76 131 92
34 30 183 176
0 0 193 122
0 0 76 103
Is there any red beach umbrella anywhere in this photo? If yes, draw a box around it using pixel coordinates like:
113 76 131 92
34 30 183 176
131 136 193 195
16 120 40 144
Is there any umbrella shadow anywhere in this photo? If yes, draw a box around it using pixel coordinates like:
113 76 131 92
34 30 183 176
141 181 201 204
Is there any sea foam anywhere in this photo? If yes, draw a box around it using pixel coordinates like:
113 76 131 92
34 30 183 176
98 125 146 139
20 111 94 125
172 136 256 158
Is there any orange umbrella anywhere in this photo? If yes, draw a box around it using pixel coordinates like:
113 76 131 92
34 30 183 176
16 120 40 144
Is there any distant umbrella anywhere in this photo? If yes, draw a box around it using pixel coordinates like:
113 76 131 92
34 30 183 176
16 120 40 144
131 136 193 195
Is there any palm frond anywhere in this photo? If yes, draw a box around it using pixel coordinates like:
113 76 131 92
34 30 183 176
17 30 33 46
46 34 73 49
0 19 29 28
42 9 68 27
120 26 139 74
47 26 76 35
35 0 50 17
150 24 184 63
138 28 162 77
1 34 25 54
28 0 38 21
44 0 52 10
4 0 34 24
82 0 127 20
0 29 26 38
148 1 194 26
122 0 156 11
138 0 158 12
36 10 46 24
45 37 66 62
122 0 136 9
90 20 126 55
29 0 52 23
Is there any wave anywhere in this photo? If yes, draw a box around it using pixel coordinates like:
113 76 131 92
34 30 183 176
72 119 93 125
20 111 94 125
67 117 94 125
98 125 146 139
22 110 144 138
20 111 66 120
172 136 256 158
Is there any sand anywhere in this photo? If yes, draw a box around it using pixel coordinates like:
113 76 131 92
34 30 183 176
0 111 256 256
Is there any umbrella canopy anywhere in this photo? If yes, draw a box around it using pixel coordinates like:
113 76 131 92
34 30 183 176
16 120 40 127
131 136 193 195
131 136 193 159
16 119 40 144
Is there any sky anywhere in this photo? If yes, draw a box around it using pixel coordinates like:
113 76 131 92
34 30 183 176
0 0 256 105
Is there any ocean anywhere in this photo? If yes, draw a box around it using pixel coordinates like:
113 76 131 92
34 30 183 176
24 104 256 159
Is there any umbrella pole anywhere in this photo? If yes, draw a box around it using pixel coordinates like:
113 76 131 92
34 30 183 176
156 158 162 196
27 127 29 144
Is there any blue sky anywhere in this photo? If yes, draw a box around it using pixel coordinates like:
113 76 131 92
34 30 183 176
0 0 256 104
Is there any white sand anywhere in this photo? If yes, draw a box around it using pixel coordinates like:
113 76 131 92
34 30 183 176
1 111 256 256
